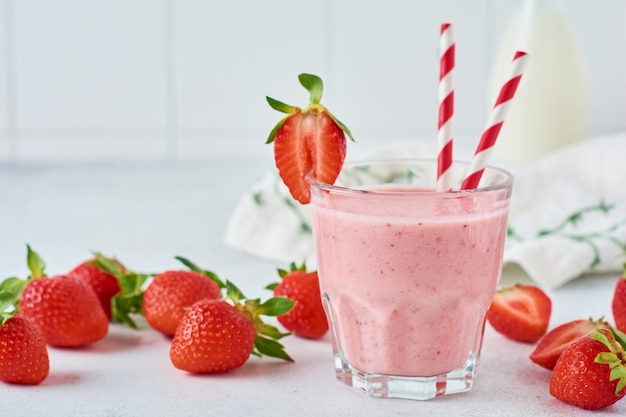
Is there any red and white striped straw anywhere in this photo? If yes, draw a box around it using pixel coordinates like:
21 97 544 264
460 51 529 190
437 23 455 192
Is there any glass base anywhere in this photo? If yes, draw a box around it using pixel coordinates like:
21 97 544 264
333 353 476 400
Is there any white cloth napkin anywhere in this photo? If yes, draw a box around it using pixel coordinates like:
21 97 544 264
224 133 626 289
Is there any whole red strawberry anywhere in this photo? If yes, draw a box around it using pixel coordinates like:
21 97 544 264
486 284 552 343
0 315 49 385
15 246 108 347
268 263 328 339
612 268 626 333
550 328 626 410
19 274 109 347
266 73 353 204
170 299 255 373
170 281 294 374
143 269 222 337
68 258 123 320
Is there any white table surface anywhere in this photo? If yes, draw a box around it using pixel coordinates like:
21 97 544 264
0 158 622 417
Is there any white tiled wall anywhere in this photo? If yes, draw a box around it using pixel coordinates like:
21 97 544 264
0 0 625 163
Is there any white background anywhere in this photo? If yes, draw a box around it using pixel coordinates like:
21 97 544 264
0 0 624 164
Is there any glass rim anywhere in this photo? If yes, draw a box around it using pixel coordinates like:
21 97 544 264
306 157 514 197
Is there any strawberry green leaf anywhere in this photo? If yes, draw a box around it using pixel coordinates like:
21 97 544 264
90 252 126 276
113 294 145 325
112 292 144 329
610 366 626 379
0 277 26 321
26 245 46 279
276 262 307 279
288 261 307 272
265 115 288 144
0 306 18 324
0 277 24 323
0 277 27 299
265 282 278 291
592 327 626 395
230 286 294 363
256 322 291 340
0 290 15 310
243 297 262 311
174 256 225 289
254 335 293 361
590 329 616 352
610 364 626 395
225 280 245 304
110 272 150 329
88 251 150 329
298 73 323 104
0 290 18 315
174 256 202 271
0 312 14 324
258 296 294 316
326 109 355 142
616 369 626 394
118 273 150 297
596 352 620 365
266 96 296 114
610 324 626 350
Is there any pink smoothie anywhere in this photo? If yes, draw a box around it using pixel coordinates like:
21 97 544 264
310 186 510 377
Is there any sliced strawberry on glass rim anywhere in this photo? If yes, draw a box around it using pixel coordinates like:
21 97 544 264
266 73 354 205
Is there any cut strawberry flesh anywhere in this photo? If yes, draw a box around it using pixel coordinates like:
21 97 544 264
530 318 608 370
274 108 346 204
487 284 552 343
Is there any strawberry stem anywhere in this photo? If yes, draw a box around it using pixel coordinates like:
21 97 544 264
298 73 323 104
26 244 46 280
266 261 308 291
90 252 150 330
174 256 225 289
266 96 297 114
0 277 24 323
278 261 307 278
592 327 626 395
225 279 295 362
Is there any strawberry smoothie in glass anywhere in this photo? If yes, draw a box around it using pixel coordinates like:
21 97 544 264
308 158 513 400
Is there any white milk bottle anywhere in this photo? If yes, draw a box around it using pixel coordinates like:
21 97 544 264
487 0 589 163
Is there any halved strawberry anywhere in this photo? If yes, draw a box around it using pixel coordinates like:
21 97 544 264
266 73 353 204
486 284 552 343
530 318 609 370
